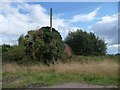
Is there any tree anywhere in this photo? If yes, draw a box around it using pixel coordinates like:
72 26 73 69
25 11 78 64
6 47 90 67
65 29 107 56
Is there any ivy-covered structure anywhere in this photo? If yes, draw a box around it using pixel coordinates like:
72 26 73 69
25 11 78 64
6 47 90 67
18 26 67 64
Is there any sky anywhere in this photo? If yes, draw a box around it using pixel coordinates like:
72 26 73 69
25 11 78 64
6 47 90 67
0 2 119 54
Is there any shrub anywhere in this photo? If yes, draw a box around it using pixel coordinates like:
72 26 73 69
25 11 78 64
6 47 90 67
2 45 25 64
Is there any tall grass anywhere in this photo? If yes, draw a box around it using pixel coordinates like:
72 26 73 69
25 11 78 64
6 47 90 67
3 60 118 77
2 56 118 88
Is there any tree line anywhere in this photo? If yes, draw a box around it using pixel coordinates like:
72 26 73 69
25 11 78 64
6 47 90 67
2 26 107 65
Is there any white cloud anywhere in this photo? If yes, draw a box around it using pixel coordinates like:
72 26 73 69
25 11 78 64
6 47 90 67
107 44 119 54
72 7 100 22
0 2 67 45
89 13 118 45
108 44 120 48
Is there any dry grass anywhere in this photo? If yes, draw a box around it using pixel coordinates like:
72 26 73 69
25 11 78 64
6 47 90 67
2 59 118 88
3 63 51 73
56 61 117 76
3 60 118 77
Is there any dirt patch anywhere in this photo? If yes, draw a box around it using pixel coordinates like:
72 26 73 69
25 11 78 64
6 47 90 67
42 82 118 88
26 83 49 88
12 82 118 90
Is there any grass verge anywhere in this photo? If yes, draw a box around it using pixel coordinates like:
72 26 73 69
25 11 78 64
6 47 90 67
2 56 118 88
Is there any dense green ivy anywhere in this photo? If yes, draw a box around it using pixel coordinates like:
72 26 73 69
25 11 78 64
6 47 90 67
18 26 67 65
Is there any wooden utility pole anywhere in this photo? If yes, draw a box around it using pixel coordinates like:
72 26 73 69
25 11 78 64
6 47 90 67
50 8 52 32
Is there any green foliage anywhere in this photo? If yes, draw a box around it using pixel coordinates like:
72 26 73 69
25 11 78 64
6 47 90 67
65 29 107 56
2 45 25 63
2 27 67 64
18 34 26 46
2 44 12 53
18 26 67 64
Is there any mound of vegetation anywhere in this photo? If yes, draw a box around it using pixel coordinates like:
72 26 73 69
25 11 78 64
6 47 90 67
2 27 67 65
65 29 107 56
